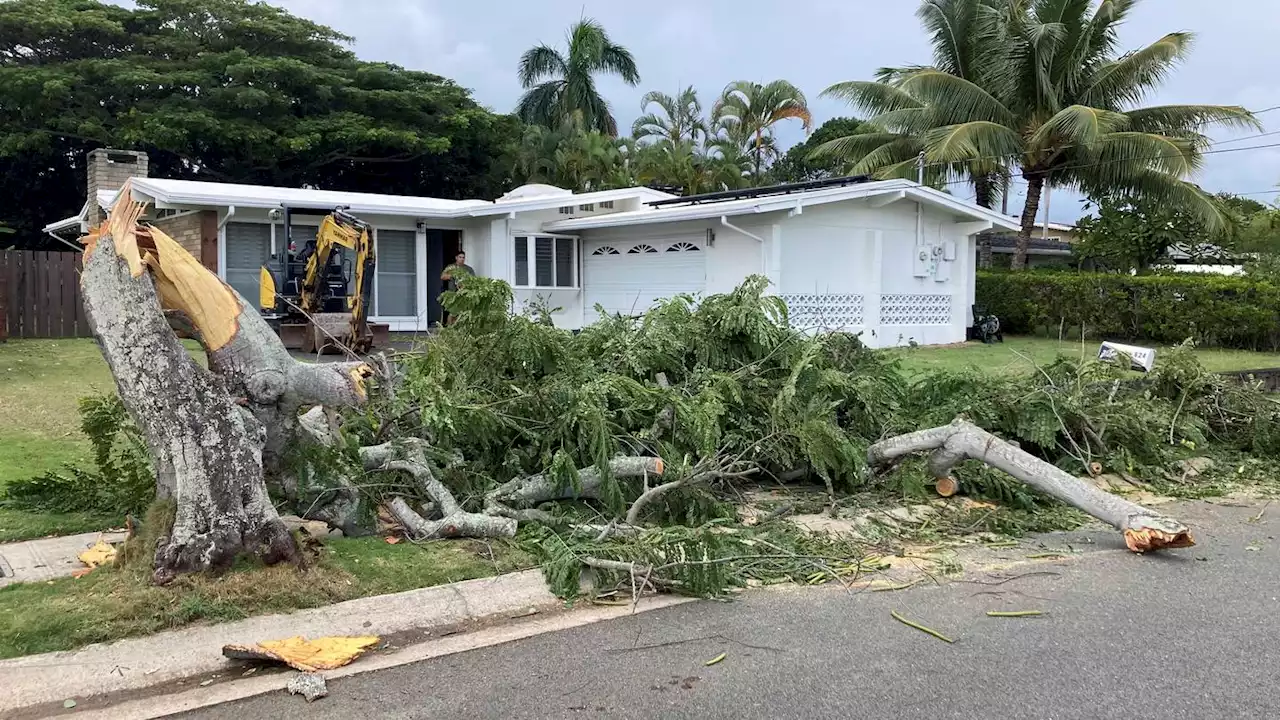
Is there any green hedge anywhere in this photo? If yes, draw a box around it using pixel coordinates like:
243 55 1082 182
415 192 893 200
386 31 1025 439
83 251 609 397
976 270 1280 350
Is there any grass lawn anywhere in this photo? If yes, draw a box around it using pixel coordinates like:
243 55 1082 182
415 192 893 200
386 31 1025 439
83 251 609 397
0 535 534 659
0 339 123 541
890 336 1280 377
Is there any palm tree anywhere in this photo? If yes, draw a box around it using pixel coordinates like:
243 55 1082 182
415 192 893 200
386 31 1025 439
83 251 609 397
516 18 640 136
634 139 750 196
632 86 708 146
712 80 813 180
820 0 1259 269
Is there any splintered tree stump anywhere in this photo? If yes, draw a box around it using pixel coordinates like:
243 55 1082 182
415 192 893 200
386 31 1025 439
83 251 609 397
81 186 298 582
869 419 1195 553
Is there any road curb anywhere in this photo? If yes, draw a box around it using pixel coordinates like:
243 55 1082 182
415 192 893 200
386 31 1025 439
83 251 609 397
0 568 560 716
73 595 695 720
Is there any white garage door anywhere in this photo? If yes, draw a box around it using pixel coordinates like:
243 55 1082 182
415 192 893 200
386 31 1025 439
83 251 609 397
583 235 707 319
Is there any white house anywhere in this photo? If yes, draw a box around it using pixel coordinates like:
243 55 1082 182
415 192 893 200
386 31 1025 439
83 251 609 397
47 149 1019 348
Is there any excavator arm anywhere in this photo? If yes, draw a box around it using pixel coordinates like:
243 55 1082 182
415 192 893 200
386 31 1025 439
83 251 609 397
260 207 377 353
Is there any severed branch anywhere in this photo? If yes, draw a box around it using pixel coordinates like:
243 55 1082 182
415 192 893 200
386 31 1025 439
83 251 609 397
868 419 1195 553
362 440 516 540
484 456 665 513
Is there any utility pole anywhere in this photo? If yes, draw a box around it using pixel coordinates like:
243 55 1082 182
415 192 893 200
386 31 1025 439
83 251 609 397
1042 183 1051 240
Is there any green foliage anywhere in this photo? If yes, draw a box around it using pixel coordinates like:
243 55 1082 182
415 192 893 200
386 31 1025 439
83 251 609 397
366 275 908 519
1075 195 1219 273
977 270 1280 350
2 394 153 515
0 0 518 250
515 18 639 136
771 117 868 183
820 0 1260 262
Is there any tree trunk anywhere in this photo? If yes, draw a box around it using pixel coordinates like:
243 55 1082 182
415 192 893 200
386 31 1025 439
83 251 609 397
868 420 1194 553
1013 174 1045 271
81 193 298 583
974 174 996 269
754 128 764 181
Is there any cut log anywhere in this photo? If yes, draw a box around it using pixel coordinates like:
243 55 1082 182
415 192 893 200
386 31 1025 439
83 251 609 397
81 188 298 582
868 420 1194 553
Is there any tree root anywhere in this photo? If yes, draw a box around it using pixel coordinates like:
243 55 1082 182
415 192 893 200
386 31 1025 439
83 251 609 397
868 419 1195 553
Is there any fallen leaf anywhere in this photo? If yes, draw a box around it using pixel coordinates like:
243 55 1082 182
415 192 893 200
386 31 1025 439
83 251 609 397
222 635 380 672
384 536 401 545
63 699 77 709
704 652 726 666
200 679 214 687
77 538 117 569
242 667 258 677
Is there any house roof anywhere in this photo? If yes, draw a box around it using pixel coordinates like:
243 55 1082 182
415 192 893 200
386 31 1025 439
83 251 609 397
117 179 674 219
541 179 1022 234
45 181 677 232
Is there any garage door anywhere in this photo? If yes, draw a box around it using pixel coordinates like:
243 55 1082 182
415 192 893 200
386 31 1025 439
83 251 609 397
583 235 706 319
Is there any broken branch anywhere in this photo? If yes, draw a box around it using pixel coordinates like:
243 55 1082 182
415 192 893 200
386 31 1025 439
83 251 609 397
868 420 1195 553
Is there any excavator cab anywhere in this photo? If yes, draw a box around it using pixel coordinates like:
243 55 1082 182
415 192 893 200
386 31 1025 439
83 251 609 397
259 206 382 354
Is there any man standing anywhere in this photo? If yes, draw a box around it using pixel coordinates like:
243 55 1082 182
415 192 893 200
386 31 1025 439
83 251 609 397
440 250 474 326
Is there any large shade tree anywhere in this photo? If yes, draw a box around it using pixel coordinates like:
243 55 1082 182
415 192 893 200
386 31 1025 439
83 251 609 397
0 0 517 250
773 117 867 183
516 18 640 137
819 0 1259 269
712 80 813 180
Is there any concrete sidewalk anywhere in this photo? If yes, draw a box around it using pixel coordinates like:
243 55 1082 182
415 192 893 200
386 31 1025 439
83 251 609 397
0 531 127 588
0 569 559 716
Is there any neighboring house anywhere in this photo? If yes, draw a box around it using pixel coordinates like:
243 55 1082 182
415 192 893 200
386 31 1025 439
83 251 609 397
47 149 1019 348
977 221 1079 268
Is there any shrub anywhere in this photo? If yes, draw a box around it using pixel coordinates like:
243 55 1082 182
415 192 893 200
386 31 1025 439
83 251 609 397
977 270 1280 350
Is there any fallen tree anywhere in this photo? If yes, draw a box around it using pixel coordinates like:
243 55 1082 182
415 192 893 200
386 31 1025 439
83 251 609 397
68 188 1273 588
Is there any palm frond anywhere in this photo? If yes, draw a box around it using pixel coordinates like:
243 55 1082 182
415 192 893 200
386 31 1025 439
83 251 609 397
518 45 567 88
809 132 905 161
1080 32 1194 108
922 121 1023 164
515 81 565 127
1124 104 1262 135
1027 104 1129 150
897 69 1017 125
820 81 923 116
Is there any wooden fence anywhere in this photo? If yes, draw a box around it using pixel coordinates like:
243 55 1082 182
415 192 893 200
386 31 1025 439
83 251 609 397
0 250 92 340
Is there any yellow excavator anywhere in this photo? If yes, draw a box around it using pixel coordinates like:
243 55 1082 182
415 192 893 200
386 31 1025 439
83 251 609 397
258 207 381 354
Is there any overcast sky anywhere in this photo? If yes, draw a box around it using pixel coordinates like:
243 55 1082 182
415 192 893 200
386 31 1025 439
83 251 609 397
256 2 1280 220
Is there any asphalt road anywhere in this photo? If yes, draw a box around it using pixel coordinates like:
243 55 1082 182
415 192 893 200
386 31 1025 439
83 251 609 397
183 500 1280 720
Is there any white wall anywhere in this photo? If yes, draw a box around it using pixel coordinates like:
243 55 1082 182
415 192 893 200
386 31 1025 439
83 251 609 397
777 200 975 348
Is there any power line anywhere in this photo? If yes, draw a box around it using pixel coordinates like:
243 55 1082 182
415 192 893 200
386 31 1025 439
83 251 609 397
926 139 1280 193
918 125 1280 173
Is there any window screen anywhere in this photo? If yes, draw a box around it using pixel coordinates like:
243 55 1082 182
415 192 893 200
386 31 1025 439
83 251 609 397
514 236 529 286
376 229 417 316
223 222 271 307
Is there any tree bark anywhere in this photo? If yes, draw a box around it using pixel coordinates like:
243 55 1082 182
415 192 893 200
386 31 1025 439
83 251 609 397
81 192 298 583
1013 175 1045 271
868 420 1194 553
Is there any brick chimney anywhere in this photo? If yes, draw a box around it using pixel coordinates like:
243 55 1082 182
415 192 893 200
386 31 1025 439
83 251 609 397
87 148 149 225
